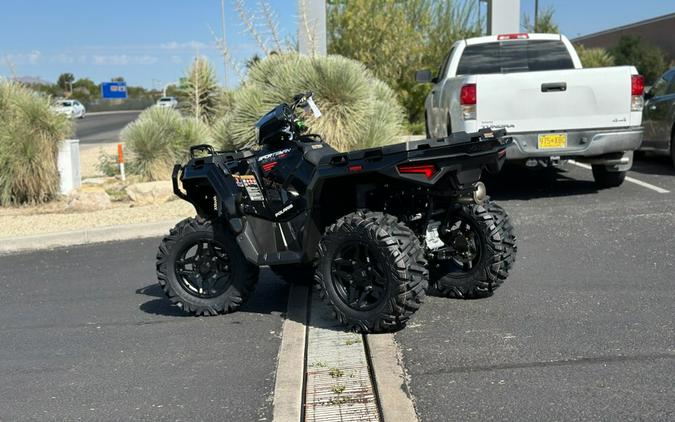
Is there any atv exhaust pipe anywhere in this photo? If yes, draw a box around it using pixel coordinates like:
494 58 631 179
458 181 487 205
473 181 487 204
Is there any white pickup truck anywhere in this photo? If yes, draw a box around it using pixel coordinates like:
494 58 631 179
416 33 645 188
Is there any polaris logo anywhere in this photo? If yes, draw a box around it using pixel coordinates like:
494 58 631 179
275 204 294 217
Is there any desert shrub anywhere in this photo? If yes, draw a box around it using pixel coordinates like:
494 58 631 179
226 53 404 151
0 80 72 205
575 45 615 68
121 107 210 181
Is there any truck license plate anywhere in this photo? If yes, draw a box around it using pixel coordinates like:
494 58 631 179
538 133 567 149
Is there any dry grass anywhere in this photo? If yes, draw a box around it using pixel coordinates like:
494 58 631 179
0 80 73 205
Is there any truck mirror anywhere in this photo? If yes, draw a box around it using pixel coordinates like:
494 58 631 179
415 70 434 84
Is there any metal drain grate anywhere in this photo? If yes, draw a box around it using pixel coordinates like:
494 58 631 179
304 293 381 422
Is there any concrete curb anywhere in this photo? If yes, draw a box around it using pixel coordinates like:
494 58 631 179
0 220 176 254
272 284 309 422
366 333 419 422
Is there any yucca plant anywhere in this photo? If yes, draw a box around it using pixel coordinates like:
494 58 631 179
575 44 615 68
226 53 404 151
182 57 220 123
0 80 72 205
121 107 210 181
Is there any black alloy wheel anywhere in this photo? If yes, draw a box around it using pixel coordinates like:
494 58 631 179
175 239 231 299
330 241 388 311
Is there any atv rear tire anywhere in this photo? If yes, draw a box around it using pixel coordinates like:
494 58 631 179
432 201 515 299
316 211 428 333
269 263 315 285
156 217 259 316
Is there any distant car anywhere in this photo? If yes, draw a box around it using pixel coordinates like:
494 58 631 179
53 100 86 119
156 96 178 109
640 68 675 166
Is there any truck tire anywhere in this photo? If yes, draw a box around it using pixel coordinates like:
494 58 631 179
592 165 626 188
156 217 259 316
432 201 514 299
316 211 428 333
269 263 315 285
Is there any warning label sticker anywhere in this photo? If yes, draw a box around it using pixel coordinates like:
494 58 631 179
233 175 265 201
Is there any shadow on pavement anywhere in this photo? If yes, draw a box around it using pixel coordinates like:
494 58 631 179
483 164 599 201
631 154 675 176
136 270 290 318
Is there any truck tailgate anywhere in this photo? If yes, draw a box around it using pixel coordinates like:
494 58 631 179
476 66 635 132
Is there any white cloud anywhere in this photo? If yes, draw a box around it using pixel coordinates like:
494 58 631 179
161 41 208 51
92 54 158 65
6 50 42 65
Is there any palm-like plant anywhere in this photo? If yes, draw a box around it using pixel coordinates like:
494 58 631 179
225 53 404 152
0 80 72 205
182 57 220 123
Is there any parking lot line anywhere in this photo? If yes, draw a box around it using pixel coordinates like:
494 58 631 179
569 160 670 194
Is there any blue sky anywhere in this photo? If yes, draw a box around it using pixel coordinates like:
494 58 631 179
0 0 673 88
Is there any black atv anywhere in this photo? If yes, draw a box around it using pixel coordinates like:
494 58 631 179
156 92 516 332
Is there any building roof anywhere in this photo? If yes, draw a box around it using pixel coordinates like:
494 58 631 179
572 12 675 42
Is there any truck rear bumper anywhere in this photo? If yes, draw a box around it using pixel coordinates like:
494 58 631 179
505 127 643 161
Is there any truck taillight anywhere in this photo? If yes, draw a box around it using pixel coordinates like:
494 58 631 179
631 74 644 111
460 84 476 120
497 33 529 40
398 163 437 179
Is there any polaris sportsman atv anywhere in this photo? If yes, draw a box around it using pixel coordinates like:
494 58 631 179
157 92 516 332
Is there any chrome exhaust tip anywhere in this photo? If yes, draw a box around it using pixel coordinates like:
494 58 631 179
473 181 487 204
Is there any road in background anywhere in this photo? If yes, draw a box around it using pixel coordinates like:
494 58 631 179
397 158 675 421
75 111 141 144
0 238 288 421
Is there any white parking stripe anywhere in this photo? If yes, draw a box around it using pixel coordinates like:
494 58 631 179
569 161 670 194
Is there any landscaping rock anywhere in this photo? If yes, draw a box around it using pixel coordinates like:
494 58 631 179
125 181 174 205
66 186 112 211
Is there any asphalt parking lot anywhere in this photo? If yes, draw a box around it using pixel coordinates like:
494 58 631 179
0 155 673 421
397 156 675 421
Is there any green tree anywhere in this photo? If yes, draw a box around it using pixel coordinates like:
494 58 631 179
522 6 559 33
328 0 480 124
609 35 668 84
575 45 615 68
57 72 75 93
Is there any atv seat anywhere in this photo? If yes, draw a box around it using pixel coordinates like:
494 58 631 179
302 142 339 166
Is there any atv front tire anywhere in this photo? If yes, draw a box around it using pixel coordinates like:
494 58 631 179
432 201 515 299
316 211 428 333
156 217 259 316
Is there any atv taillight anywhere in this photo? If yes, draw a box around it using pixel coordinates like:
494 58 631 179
397 163 437 179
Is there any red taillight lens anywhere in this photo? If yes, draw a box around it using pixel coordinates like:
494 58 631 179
460 84 476 105
398 163 437 179
631 75 644 96
497 33 529 40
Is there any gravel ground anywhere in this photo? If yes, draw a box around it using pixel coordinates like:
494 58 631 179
0 199 193 239
80 142 118 178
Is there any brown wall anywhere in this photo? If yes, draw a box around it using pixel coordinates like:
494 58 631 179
573 15 675 64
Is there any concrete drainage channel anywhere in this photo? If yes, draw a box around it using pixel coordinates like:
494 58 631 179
273 284 418 422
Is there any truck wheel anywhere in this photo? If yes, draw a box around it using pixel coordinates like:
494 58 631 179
591 165 626 188
269 263 315 285
316 211 428 333
156 217 259 316
431 201 514 299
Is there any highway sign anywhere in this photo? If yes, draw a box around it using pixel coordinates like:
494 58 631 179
101 82 128 99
